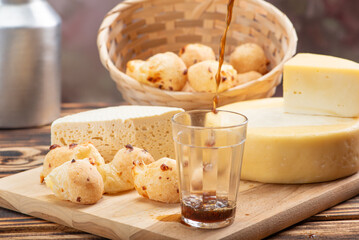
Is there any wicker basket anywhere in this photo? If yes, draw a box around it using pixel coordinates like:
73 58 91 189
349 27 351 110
97 0 297 110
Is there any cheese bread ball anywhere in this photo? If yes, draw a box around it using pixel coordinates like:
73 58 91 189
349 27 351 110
187 60 237 93
181 81 196 92
126 52 187 91
179 43 216 68
40 143 105 183
99 144 155 194
230 43 269 74
126 60 146 83
132 157 179 203
235 71 263 86
45 159 104 204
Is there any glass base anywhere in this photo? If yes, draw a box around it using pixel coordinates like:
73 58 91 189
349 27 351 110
182 215 234 229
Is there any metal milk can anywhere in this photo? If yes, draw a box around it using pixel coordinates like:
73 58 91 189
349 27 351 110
0 0 61 128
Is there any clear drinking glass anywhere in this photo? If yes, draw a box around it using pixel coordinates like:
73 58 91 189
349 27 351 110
172 110 247 229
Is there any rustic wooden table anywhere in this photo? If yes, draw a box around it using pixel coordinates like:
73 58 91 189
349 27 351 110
0 103 358 239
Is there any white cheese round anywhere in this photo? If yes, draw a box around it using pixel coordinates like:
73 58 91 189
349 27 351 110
220 98 359 183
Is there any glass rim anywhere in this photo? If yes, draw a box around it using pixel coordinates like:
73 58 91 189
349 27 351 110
171 109 248 130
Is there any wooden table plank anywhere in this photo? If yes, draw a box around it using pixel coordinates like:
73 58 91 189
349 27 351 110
268 220 359 239
0 208 104 239
309 197 359 221
0 146 47 178
0 102 358 239
0 207 104 238
0 232 103 239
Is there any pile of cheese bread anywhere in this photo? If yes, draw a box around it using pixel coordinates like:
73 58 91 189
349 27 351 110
42 142 179 204
126 43 268 93
41 106 183 204
41 52 359 205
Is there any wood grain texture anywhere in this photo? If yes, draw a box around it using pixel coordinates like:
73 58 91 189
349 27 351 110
309 197 359 221
0 146 47 178
0 208 105 239
268 220 359 239
1 167 359 240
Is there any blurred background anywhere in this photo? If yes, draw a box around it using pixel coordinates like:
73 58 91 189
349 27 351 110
49 0 359 103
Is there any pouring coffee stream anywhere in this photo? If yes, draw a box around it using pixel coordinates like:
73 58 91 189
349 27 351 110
178 0 239 226
212 0 235 113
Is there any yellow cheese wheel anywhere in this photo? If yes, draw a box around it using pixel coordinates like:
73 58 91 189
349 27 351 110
220 98 359 183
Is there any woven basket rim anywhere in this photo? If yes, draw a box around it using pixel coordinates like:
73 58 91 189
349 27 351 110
97 0 298 98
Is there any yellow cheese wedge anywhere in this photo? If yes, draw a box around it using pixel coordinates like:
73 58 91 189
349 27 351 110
220 98 359 183
283 53 359 117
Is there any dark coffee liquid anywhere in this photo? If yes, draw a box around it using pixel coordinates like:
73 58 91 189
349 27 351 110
181 194 236 223
212 0 235 114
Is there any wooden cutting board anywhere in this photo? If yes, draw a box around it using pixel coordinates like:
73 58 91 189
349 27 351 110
0 167 359 240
